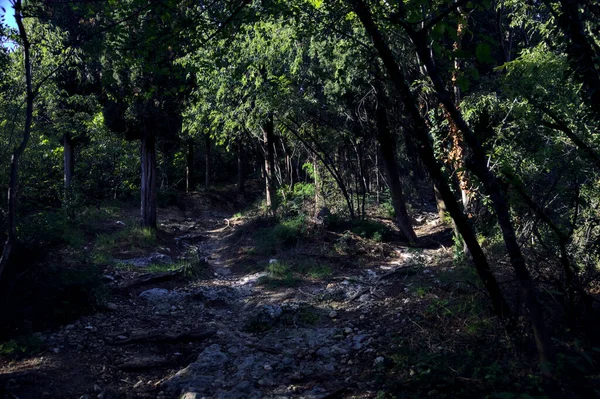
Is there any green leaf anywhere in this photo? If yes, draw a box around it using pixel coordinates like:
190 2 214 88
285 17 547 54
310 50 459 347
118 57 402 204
476 43 494 64
457 75 470 92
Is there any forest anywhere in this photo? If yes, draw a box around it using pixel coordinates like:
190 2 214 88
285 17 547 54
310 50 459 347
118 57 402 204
0 0 599 398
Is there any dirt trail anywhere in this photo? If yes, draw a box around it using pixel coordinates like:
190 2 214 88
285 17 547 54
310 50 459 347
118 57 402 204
0 199 451 399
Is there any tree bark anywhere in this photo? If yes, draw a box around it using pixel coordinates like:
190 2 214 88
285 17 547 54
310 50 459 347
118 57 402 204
262 113 277 214
544 0 600 119
0 0 33 282
409 26 555 373
64 133 75 195
204 133 211 187
140 132 157 229
347 0 512 326
313 158 320 210
186 139 194 194
237 138 245 193
375 102 417 242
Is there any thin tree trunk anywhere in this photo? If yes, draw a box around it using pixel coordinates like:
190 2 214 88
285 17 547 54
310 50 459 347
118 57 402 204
348 0 512 325
63 133 75 197
0 0 33 282
313 158 321 212
282 119 355 218
237 138 245 193
140 132 157 229
375 102 417 242
544 0 600 119
375 151 380 205
262 112 277 213
409 26 555 372
204 133 211 187
504 169 590 309
186 139 194 194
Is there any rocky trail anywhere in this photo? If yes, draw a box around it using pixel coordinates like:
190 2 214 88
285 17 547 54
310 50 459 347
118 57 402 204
0 201 454 399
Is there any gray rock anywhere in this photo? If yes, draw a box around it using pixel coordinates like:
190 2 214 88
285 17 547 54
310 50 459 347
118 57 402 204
119 253 173 268
139 288 170 300
313 207 331 225
358 294 370 302
163 345 229 393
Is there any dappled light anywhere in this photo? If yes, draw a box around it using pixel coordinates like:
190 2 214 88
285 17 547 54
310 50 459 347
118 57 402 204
1 0 600 398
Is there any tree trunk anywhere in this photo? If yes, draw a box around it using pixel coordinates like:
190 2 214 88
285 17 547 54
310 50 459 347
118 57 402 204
63 133 75 199
348 0 512 326
140 132 157 229
262 112 277 213
204 133 211 187
407 24 555 373
237 138 245 193
375 102 417 242
186 139 194 194
0 1 33 282
545 0 600 119
313 157 322 212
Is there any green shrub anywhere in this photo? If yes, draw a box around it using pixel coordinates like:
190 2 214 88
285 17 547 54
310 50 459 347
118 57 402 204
381 201 396 219
254 214 308 255
18 210 85 249
259 261 301 288
92 226 157 264
0 334 44 358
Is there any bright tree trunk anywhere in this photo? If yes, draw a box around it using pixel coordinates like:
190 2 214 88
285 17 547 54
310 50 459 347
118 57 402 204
262 113 276 213
140 132 157 229
186 139 194 194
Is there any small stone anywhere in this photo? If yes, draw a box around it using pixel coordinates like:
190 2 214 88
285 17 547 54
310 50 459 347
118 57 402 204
374 356 385 365
52 347 60 354
94 384 102 392
263 364 273 371
269 259 278 264
105 303 118 311
343 327 352 334
328 311 338 319
139 288 170 300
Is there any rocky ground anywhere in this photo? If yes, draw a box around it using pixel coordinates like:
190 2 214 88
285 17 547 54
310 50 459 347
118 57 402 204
0 195 463 399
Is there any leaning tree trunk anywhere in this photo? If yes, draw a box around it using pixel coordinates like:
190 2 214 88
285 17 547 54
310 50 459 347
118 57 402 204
140 132 157 229
262 113 277 214
408 25 555 374
204 133 211 187
186 139 194 194
347 0 512 325
375 102 417 242
0 1 33 282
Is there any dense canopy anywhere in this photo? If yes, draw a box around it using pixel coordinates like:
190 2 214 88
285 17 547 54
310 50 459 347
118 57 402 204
1 0 600 397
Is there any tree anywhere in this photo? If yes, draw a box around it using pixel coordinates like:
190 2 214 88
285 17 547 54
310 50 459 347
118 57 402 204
0 0 33 281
